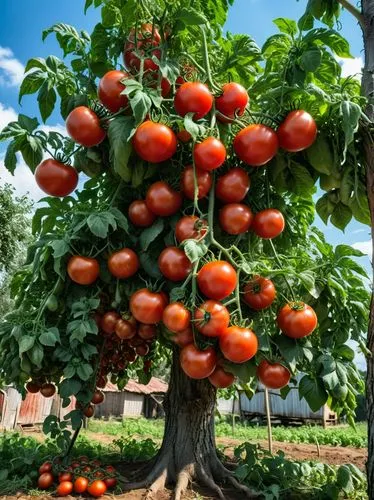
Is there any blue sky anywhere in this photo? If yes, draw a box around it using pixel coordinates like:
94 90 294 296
0 0 370 257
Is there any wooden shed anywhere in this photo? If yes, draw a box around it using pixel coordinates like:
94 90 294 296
94 378 168 419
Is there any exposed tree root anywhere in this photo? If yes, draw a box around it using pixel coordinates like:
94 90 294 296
173 467 191 500
196 463 226 500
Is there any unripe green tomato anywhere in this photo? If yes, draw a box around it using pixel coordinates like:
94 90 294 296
46 295 59 312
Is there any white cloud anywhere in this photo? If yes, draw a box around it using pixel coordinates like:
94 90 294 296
0 155 45 202
352 240 372 259
0 46 24 87
337 56 363 79
0 102 17 131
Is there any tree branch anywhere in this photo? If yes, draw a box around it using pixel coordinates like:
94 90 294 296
337 0 365 29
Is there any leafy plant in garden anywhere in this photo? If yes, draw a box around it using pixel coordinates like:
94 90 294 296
0 0 371 497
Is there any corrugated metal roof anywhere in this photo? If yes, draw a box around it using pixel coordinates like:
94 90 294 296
103 377 168 395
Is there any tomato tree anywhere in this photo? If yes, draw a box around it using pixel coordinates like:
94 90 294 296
0 0 370 497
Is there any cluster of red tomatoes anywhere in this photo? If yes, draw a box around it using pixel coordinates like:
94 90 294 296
33 23 319 392
93 310 156 389
26 380 56 398
37 458 117 497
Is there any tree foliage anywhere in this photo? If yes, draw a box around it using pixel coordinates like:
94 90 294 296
0 0 370 449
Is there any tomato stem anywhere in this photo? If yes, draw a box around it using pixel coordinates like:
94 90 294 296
200 27 220 92
268 239 296 301
180 52 207 77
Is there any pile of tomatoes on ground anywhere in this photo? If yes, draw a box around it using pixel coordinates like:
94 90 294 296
37 457 117 497
32 23 319 392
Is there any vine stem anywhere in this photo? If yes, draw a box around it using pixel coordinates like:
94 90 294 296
192 141 203 217
235 269 243 322
64 423 82 460
268 239 296 301
200 27 220 92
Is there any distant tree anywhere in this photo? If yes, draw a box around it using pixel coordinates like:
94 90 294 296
0 184 32 316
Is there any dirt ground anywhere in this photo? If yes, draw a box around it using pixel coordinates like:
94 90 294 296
3 430 366 500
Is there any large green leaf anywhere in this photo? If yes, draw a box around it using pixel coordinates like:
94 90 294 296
108 116 135 182
299 375 328 412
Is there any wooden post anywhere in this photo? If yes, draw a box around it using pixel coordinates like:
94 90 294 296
231 394 236 436
264 388 273 454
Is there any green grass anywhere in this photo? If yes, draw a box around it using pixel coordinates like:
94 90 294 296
87 417 368 448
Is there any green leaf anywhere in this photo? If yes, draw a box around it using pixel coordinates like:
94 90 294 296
0 470 9 481
77 363 94 381
335 345 355 362
316 193 334 224
108 116 134 182
49 239 70 258
330 203 352 231
306 29 352 58
19 335 35 354
225 360 256 383
4 141 18 174
300 47 322 72
19 70 46 103
21 136 44 172
183 113 206 141
84 0 94 13
337 465 354 492
340 101 361 160
38 82 57 122
176 7 209 26
110 207 129 233
60 94 88 120
183 240 208 263
40 327 60 347
29 343 44 367
59 378 82 398
18 114 39 133
139 252 162 279
64 409 83 430
349 189 370 225
140 218 164 251
273 18 298 37
306 135 333 175
24 57 47 73
290 164 315 197
335 244 365 259
130 90 152 124
87 212 117 238
101 4 122 28
170 287 187 302
299 375 328 412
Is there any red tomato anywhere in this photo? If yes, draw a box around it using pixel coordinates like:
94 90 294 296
38 472 54 490
174 82 213 120
123 24 161 72
92 459 101 467
26 381 40 393
57 481 74 496
194 300 230 337
146 181 182 216
40 383 56 398
175 215 208 243
193 137 226 171
108 248 139 279
216 82 249 123
128 200 156 227
84 404 95 418
115 318 136 340
130 288 167 324
74 477 89 494
252 209 285 239
181 165 212 200
277 302 317 338
59 472 73 483
91 390 105 405
88 479 107 497
219 203 253 235
257 360 291 389
66 106 106 147
35 159 78 197
138 323 157 340
243 276 276 310
220 326 258 363
216 168 250 204
105 465 116 473
136 343 149 356
71 461 80 469
163 302 191 333
104 477 117 488
197 261 237 300
67 256 100 285
180 344 217 379
177 130 192 143
277 110 317 152
209 367 235 388
39 461 52 475
234 124 278 166
98 70 129 113
96 376 107 389
171 327 194 348
158 247 192 282
133 121 177 163
102 311 121 335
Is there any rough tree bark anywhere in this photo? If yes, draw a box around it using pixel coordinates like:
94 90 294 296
362 2 374 498
124 348 256 499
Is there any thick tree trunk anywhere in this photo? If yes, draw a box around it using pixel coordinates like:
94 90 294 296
124 348 255 499
362 2 374 498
